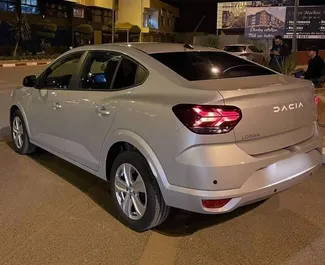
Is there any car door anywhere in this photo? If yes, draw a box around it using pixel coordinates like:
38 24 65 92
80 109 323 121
62 50 148 171
248 45 263 64
27 51 85 155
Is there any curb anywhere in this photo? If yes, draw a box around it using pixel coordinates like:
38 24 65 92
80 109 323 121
0 61 51 68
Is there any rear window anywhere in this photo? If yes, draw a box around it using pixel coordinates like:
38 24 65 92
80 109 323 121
224 46 246 52
150 51 274 81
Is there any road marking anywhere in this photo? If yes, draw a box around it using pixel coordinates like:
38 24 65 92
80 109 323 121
1 64 16 68
0 90 13 94
138 232 180 265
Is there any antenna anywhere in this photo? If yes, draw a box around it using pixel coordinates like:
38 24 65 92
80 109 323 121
183 14 206 49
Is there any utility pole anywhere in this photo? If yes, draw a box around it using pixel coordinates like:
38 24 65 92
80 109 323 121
111 0 116 43
292 0 299 52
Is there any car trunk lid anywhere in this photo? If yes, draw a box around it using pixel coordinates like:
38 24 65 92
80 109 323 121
190 75 317 155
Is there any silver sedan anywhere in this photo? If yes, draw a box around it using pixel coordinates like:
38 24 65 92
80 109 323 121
9 43 322 231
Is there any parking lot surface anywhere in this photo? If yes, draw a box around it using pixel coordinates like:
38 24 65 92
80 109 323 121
1 66 325 265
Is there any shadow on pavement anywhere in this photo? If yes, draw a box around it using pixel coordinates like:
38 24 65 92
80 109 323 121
0 126 10 142
7 144 121 223
155 201 264 237
6 142 267 235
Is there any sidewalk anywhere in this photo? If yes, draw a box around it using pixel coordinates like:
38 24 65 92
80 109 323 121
0 60 51 67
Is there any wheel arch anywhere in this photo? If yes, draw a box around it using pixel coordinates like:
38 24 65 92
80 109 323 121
99 130 170 193
9 104 31 136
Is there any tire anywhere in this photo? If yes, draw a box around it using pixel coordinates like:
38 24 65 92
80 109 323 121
110 151 170 232
11 109 36 155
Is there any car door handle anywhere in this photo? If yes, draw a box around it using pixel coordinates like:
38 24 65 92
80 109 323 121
96 106 110 116
53 102 62 110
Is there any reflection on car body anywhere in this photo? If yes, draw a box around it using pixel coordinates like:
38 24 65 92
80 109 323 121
9 43 322 232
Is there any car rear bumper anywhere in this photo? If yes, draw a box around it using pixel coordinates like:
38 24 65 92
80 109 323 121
161 149 321 214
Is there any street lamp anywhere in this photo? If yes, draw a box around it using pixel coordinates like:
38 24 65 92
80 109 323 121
292 0 299 52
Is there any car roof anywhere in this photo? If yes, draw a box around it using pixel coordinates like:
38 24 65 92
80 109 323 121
224 44 250 47
72 42 220 54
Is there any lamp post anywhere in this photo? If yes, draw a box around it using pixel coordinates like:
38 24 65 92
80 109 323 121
111 0 116 43
292 0 299 52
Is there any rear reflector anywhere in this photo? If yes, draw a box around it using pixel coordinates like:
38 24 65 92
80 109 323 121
202 199 232 209
172 104 242 134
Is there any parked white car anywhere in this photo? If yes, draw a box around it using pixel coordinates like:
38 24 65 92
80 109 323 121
223 44 265 64
9 43 321 232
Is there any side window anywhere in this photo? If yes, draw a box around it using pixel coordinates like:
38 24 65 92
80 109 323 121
43 52 83 89
135 65 148 85
112 57 138 89
80 51 121 90
249 45 260 53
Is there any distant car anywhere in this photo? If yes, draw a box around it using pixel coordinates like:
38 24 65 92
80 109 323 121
9 43 322 232
223 44 265 64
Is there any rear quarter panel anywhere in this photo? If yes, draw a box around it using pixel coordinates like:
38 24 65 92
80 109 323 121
97 66 230 186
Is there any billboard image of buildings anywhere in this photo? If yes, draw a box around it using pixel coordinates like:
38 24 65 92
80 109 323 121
245 7 286 38
216 1 293 31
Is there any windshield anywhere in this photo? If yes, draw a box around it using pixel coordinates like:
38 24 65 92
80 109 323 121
150 51 274 81
223 46 246 52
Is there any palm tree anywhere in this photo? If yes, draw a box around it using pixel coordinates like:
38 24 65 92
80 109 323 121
9 13 31 57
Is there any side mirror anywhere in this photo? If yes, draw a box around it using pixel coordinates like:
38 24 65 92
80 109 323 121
22 75 36 88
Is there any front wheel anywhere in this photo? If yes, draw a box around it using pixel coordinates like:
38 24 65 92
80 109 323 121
11 109 36 155
110 151 170 232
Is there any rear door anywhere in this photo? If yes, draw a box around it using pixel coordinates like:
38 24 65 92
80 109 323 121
62 50 148 171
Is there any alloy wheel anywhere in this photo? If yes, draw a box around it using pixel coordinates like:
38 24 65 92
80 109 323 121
12 116 24 149
114 163 147 220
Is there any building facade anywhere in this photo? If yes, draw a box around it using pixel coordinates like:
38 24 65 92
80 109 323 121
0 0 178 55
246 10 284 28
116 0 179 42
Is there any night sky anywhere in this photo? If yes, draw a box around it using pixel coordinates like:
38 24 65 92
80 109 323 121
163 0 324 6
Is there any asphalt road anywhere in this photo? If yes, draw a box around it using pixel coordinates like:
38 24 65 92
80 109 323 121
1 66 325 265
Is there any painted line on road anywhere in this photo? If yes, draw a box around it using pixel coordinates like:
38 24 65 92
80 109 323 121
0 62 51 68
138 232 180 265
0 89 14 94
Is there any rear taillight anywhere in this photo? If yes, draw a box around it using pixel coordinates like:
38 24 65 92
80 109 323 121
315 95 319 105
172 104 242 134
239 53 251 58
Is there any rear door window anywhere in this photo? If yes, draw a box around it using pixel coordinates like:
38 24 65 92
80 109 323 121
112 57 138 89
223 46 246 52
248 45 260 53
150 51 275 81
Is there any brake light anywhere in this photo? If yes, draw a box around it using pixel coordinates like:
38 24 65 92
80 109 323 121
172 104 242 134
239 53 251 58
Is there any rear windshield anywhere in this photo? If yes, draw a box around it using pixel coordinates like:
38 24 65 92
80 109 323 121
224 46 246 52
150 51 274 81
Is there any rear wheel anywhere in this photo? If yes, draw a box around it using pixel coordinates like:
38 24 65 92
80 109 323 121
11 110 36 155
110 151 170 232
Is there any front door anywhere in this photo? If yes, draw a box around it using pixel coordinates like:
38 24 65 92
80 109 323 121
27 51 85 155
62 51 142 171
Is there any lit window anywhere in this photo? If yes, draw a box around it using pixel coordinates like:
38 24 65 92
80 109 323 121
73 7 84 18
0 0 16 12
21 0 40 14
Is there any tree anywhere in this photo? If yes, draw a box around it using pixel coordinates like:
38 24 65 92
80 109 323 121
8 13 31 57
35 19 57 54
202 35 223 49
75 24 93 46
